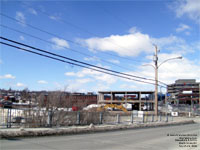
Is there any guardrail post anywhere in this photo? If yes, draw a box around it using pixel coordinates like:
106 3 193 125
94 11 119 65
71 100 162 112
117 114 120 124
76 111 80 125
99 112 103 124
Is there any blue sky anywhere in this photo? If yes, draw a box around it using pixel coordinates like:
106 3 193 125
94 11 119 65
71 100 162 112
0 0 200 93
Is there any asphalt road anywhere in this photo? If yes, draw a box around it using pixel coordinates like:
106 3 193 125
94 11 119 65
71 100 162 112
1 123 200 150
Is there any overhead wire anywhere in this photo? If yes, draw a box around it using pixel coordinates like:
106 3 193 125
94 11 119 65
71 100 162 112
0 41 166 87
0 24 136 72
22 3 144 62
0 13 143 63
1 13 155 81
0 36 167 86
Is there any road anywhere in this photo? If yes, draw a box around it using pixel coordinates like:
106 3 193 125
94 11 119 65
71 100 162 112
0 123 199 150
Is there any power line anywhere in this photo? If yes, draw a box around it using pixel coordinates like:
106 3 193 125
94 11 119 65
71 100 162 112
0 41 166 87
0 36 167 86
1 24 161 84
0 24 135 72
0 13 143 63
22 3 143 60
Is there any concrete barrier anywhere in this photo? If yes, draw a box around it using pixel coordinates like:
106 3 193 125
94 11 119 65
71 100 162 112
0 120 195 138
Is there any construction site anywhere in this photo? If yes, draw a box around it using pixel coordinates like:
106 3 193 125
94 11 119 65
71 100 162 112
167 79 200 106
98 91 155 112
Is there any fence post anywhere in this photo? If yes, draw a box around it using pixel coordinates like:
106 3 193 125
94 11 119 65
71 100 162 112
142 114 144 123
6 109 9 128
76 111 80 125
131 113 134 124
48 110 53 127
9 109 12 128
146 114 148 122
99 112 103 124
152 114 154 122
166 114 168 122
7 108 11 128
117 114 120 124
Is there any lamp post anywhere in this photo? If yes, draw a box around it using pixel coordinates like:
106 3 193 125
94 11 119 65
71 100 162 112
144 45 182 116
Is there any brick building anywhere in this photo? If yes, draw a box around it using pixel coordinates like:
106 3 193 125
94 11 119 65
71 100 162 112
65 93 97 110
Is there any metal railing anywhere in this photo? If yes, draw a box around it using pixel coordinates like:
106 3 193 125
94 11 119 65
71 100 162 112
0 108 176 128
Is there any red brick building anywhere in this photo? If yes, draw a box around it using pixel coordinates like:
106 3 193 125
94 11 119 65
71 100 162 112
65 93 97 110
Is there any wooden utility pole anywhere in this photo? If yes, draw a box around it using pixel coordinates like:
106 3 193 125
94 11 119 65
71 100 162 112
154 45 158 116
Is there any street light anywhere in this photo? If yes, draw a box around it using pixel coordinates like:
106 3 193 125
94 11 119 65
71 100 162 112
143 45 182 116
158 56 182 68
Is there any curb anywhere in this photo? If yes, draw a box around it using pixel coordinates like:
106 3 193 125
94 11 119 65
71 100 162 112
0 120 195 139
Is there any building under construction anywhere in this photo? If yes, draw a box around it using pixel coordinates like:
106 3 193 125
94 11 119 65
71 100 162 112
167 79 200 105
98 91 154 111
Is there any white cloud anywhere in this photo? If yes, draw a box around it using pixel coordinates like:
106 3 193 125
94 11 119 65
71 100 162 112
49 16 59 20
49 14 61 21
28 8 37 15
65 78 92 92
108 59 120 64
16 82 26 87
163 40 199 54
77 30 154 57
19 35 25 41
84 56 100 62
0 74 15 79
151 35 184 48
65 72 76 76
176 23 191 32
15 11 26 26
128 27 140 34
78 28 188 57
133 53 200 85
64 51 200 92
120 84 137 89
51 37 70 50
65 66 117 85
76 78 92 84
185 31 191 35
37 80 48 84
173 0 200 24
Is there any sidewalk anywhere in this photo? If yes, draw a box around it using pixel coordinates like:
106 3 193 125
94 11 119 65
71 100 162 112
0 119 196 139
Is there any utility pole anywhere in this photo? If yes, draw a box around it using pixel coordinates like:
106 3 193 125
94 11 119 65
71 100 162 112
154 45 158 116
143 45 182 116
